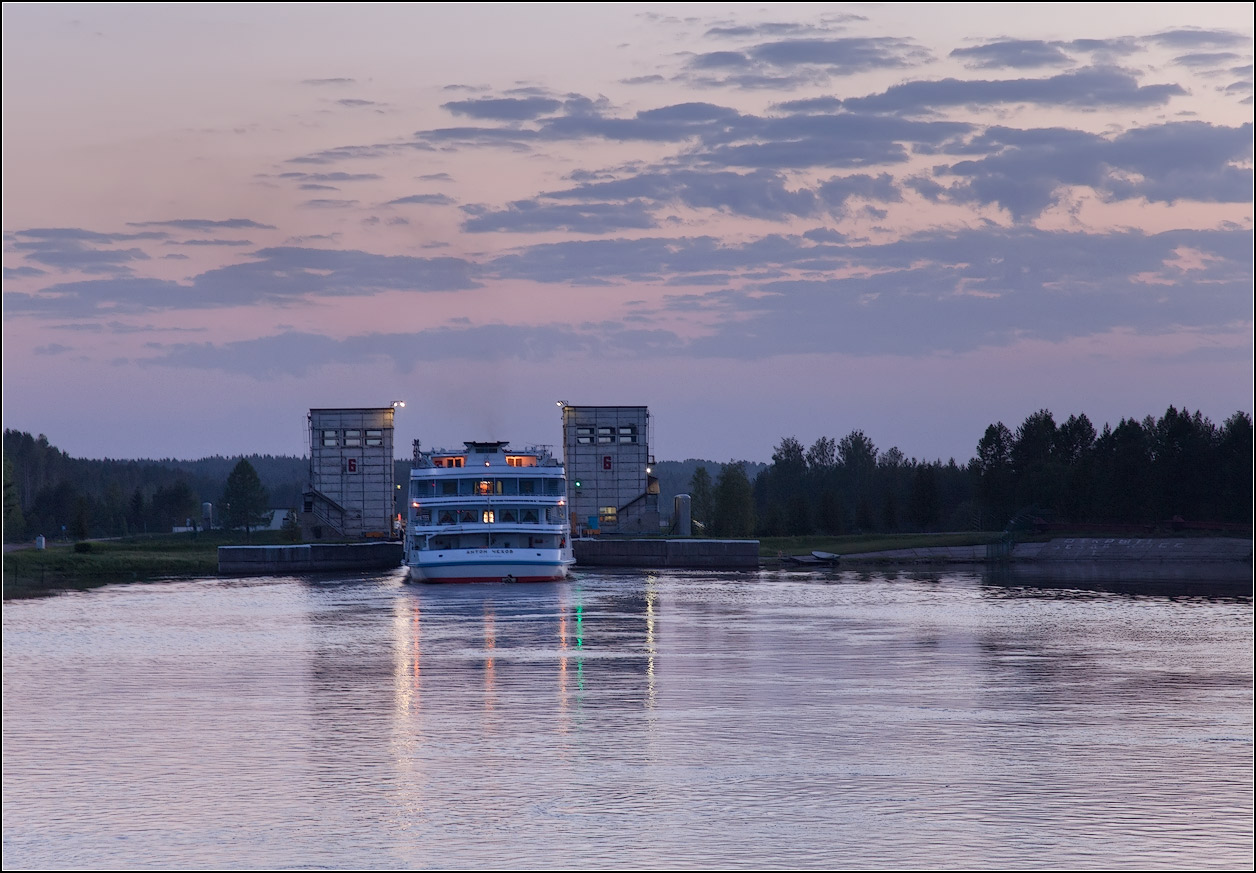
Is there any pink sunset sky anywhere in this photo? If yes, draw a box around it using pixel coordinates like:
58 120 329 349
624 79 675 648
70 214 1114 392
3 3 1252 464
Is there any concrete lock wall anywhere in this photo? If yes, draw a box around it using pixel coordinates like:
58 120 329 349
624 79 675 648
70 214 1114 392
573 538 759 569
219 542 403 574
1017 537 1252 562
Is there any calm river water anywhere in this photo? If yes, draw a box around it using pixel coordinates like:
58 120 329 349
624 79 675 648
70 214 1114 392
3 568 1252 869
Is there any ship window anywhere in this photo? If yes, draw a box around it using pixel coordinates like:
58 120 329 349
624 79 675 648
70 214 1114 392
522 509 539 523
477 480 492 495
459 510 477 523
442 480 458 496
321 429 337 447
500 509 517 522
482 510 495 524
438 510 456 525
344 429 361 447
416 511 431 525
519 479 537 495
599 506 618 526
365 429 383 447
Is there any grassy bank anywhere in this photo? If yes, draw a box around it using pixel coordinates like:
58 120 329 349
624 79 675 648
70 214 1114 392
3 532 295 599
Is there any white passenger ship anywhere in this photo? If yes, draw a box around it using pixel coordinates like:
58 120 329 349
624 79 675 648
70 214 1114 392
405 440 575 583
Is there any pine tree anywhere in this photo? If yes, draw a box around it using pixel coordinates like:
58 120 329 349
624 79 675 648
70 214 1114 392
221 459 270 542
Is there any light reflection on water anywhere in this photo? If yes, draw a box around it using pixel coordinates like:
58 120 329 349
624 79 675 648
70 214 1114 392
3 569 1251 869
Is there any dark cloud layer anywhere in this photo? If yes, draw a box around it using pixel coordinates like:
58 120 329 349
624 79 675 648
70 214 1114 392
4 247 480 316
123 223 1250 375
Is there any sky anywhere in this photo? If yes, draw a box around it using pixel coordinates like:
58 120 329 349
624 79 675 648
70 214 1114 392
3 3 1252 465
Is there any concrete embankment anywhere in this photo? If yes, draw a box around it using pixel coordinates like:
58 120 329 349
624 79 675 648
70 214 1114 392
839 537 1251 565
218 542 402 574
574 538 759 569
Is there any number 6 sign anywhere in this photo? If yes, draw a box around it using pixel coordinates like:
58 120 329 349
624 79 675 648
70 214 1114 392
602 455 612 470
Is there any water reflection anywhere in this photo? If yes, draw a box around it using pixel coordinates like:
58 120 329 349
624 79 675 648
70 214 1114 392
2 568 1250 869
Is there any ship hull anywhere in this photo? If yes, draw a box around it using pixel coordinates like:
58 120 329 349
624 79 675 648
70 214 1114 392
408 548 573 584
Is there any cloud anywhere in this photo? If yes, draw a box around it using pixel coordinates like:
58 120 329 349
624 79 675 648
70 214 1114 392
950 39 1074 69
679 36 931 89
539 169 901 221
336 98 381 107
9 227 167 243
126 218 276 230
4 266 47 278
7 229 154 274
1147 29 1250 49
940 121 1253 220
461 201 657 234
301 199 359 208
843 66 1186 113
442 96 564 120
302 77 356 86
1173 51 1244 68
278 172 382 182
704 22 836 40
385 193 456 206
169 239 255 247
285 141 437 165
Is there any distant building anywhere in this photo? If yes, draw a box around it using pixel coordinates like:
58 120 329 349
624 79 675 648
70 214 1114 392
302 407 396 539
561 405 659 535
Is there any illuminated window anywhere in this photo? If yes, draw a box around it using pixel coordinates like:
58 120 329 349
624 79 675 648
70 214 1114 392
599 506 618 526
477 480 492 495
344 429 361 447
482 510 495 523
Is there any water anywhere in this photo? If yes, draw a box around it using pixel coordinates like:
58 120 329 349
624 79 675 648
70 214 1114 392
3 568 1252 869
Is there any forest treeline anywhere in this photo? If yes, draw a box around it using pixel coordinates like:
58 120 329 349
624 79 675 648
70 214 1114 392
3 430 307 542
684 407 1252 537
4 406 1251 542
